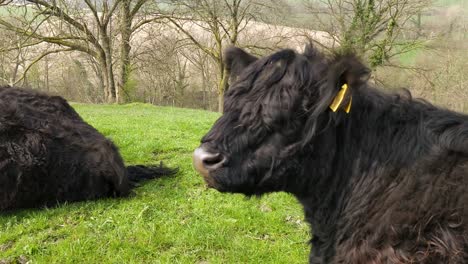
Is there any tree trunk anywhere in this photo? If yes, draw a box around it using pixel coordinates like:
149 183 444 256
100 27 117 103
44 56 49 92
92 58 106 102
106 51 117 102
118 0 132 103
98 54 111 102
217 64 229 113
201 68 207 110
10 52 21 86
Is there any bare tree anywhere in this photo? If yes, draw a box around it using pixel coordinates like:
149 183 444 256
0 8 70 87
164 0 283 112
0 1 118 100
305 0 431 68
181 46 217 110
132 30 183 106
0 0 161 102
116 0 163 101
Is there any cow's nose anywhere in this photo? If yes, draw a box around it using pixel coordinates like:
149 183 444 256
193 147 225 177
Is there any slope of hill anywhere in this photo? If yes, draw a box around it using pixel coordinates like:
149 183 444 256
0 103 309 264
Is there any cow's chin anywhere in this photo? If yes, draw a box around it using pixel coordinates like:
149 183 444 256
204 167 279 196
200 167 229 192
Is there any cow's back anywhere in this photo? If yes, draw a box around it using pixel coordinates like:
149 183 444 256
0 86 129 210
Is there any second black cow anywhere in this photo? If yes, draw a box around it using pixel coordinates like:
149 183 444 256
0 86 175 211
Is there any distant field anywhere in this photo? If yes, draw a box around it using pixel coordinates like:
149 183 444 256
287 0 467 7
436 0 468 7
0 104 309 264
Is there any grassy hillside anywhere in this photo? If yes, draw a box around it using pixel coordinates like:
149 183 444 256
0 104 309 264
436 0 468 6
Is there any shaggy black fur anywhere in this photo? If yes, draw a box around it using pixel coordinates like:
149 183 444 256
194 45 468 263
0 86 176 211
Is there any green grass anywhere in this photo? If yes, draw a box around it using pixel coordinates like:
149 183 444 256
0 103 309 264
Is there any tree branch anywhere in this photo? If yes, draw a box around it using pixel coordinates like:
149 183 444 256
13 48 73 86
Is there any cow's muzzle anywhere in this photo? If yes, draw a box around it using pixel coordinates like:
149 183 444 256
193 146 225 179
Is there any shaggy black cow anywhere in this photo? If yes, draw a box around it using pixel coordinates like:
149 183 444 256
193 45 468 263
0 86 175 211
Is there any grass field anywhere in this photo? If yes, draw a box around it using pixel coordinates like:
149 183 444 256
0 104 309 264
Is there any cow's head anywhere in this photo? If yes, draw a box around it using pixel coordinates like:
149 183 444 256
193 45 369 195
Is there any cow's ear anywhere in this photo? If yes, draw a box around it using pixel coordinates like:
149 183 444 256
327 54 370 93
325 55 370 112
302 42 325 62
223 46 258 82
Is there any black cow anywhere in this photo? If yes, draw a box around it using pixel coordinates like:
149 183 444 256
0 86 175 211
193 45 468 263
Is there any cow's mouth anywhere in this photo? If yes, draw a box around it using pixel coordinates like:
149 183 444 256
193 146 226 189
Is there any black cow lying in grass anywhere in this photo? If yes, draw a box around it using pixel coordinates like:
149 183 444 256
0 86 175 211
193 45 468 263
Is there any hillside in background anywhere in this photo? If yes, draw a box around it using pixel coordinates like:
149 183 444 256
0 0 466 111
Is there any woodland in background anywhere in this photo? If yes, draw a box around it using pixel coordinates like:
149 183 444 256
0 0 466 112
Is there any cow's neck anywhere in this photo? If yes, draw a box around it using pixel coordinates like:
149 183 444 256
293 88 442 261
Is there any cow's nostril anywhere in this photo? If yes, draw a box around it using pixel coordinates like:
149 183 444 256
202 153 224 167
193 147 225 177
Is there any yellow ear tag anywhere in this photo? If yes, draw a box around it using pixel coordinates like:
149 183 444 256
344 97 352 113
329 83 349 112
